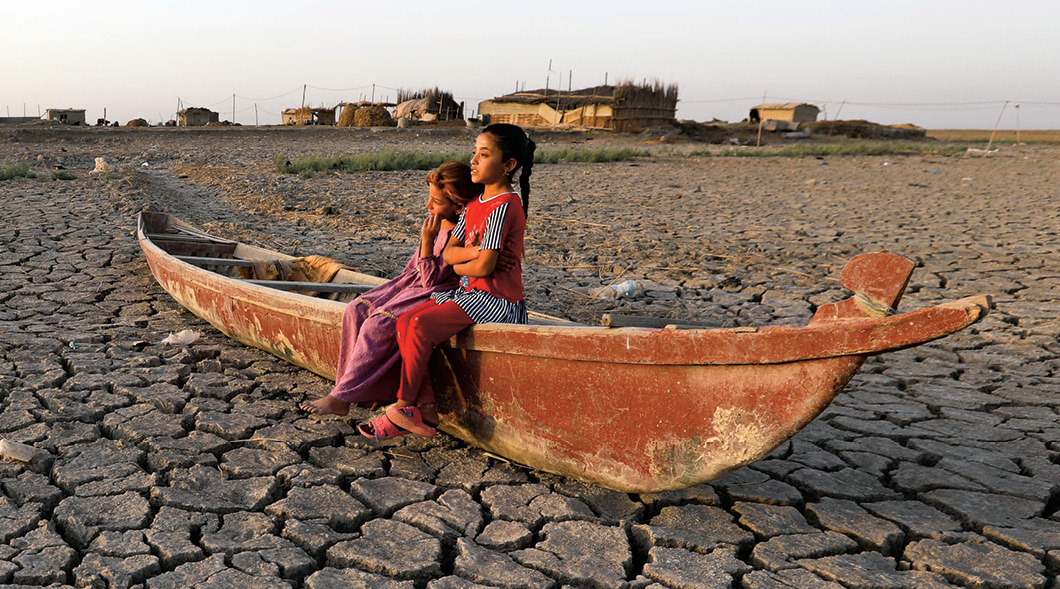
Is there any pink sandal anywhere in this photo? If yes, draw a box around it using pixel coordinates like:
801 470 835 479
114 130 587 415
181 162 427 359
357 413 408 441
386 405 438 438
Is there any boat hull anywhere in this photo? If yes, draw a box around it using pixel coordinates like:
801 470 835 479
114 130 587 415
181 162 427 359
138 212 989 491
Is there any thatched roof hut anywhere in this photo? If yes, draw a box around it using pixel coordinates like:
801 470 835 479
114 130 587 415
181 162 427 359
478 81 678 132
394 88 464 122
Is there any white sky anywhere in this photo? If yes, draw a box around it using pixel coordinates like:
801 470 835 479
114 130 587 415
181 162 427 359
3 0 1058 128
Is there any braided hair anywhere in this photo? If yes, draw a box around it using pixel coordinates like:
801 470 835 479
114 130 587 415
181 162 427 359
480 123 536 215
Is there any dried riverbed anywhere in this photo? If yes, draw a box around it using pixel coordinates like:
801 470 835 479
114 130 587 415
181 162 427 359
1 125 1058 588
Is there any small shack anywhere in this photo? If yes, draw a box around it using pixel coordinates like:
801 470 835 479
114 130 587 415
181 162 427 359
478 81 678 132
749 103 820 124
43 109 86 125
178 107 220 127
393 88 463 122
282 107 336 126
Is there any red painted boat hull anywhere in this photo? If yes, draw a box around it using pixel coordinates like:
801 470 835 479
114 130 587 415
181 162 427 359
138 212 990 491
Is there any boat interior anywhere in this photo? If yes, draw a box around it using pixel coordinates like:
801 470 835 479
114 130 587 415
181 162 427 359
140 212 579 326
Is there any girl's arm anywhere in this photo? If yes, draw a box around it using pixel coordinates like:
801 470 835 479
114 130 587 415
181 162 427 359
442 235 481 265
454 249 500 277
416 233 456 288
453 203 512 278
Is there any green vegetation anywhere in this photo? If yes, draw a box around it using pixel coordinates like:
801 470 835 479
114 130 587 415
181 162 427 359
1 161 80 181
275 147 652 175
688 142 964 158
534 147 652 163
274 151 469 176
0 160 37 181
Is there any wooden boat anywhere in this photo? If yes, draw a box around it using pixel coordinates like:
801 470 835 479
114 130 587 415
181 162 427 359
137 211 991 492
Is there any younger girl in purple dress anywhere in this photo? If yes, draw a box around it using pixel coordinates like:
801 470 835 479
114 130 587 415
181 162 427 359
298 162 479 415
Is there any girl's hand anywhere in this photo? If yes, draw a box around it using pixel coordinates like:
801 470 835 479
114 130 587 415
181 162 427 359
496 249 518 272
421 213 442 244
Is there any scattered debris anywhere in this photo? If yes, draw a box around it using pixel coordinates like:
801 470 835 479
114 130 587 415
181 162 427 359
0 438 38 462
591 279 643 300
161 329 201 346
90 157 112 174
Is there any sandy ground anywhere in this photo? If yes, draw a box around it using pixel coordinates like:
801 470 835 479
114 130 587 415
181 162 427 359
1 125 1058 587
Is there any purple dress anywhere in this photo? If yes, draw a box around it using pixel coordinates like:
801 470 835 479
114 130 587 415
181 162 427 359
329 228 456 405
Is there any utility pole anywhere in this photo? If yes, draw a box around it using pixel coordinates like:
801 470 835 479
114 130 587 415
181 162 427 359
757 91 766 147
232 94 236 124
300 84 307 125
545 59 551 98
1015 104 1021 145
371 84 375 103
255 103 259 127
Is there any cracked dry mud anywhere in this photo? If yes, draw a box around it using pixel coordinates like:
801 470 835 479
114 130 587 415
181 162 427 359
1 126 1058 588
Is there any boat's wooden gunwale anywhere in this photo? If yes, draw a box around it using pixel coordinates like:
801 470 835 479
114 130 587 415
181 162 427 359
139 214 987 368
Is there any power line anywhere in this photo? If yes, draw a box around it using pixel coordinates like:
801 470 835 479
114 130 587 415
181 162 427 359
236 87 304 102
306 84 373 92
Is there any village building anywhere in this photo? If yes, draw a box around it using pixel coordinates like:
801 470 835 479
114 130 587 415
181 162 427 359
478 82 678 133
177 107 220 127
749 103 820 125
43 109 86 125
282 107 336 125
393 88 463 122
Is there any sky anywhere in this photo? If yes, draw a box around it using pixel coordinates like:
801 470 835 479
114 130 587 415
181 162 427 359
3 0 1059 129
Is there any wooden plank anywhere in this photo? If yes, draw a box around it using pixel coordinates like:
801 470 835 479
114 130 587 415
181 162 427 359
242 279 373 294
175 255 255 267
601 313 727 330
145 233 223 244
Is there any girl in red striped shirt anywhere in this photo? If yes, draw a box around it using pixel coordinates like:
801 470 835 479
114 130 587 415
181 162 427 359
359 123 535 440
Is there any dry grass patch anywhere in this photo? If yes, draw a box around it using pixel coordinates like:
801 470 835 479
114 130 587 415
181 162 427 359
928 129 1060 143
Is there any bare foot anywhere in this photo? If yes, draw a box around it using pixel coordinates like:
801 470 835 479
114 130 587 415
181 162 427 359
299 396 350 416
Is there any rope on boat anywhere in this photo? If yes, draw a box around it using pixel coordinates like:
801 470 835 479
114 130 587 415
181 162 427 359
854 292 897 317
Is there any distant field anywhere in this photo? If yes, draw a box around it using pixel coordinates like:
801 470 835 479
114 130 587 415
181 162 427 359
928 129 1060 143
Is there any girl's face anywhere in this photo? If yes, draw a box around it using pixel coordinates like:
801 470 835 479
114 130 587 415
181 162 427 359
426 183 463 221
470 133 515 186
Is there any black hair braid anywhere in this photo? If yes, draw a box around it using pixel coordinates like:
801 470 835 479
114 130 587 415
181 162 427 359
519 138 536 215
481 123 535 216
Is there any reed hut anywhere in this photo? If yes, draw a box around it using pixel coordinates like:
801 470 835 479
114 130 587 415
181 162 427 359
282 106 336 125
177 107 219 127
43 108 86 125
393 88 464 122
749 103 820 124
478 81 678 132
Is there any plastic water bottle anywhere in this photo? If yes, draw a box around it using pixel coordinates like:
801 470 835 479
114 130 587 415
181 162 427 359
593 279 642 300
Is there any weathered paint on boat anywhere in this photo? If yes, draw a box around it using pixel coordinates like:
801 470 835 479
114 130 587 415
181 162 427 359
138 212 990 491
